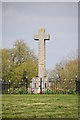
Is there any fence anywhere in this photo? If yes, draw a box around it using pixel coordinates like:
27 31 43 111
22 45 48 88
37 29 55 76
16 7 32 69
1 78 80 94
1 81 27 94
42 79 77 94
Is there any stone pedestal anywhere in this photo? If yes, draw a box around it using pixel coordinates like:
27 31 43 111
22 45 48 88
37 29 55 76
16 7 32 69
30 77 49 93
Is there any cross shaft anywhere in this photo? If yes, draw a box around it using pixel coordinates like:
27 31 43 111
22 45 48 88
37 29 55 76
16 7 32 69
34 28 50 78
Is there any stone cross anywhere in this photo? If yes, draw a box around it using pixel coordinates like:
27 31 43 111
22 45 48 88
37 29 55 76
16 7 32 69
34 28 50 78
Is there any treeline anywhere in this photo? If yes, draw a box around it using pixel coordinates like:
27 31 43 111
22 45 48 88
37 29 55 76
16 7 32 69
47 51 78 81
2 40 38 84
1 39 78 85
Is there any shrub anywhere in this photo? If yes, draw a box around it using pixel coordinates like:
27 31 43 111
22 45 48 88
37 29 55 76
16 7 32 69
13 88 26 94
67 89 75 94
7 88 13 94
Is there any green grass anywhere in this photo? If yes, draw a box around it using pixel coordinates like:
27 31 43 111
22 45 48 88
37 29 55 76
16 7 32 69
2 94 78 118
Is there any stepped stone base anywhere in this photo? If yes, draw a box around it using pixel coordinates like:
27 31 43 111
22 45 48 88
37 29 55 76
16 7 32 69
30 77 48 94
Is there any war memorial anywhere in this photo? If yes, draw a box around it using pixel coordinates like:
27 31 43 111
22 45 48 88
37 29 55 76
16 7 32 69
30 28 51 93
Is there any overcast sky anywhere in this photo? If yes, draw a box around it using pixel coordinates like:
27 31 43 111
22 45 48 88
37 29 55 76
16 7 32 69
2 2 78 69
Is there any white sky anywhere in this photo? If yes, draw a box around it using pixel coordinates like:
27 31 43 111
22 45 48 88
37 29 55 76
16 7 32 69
2 2 78 69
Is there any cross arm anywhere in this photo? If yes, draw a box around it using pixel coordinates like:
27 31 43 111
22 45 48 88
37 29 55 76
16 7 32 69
44 34 50 40
34 34 39 40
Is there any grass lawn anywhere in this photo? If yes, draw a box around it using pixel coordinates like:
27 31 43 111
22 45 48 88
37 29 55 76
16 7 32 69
2 94 78 118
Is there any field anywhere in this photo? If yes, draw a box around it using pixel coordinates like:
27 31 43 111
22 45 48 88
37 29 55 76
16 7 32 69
2 94 78 118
